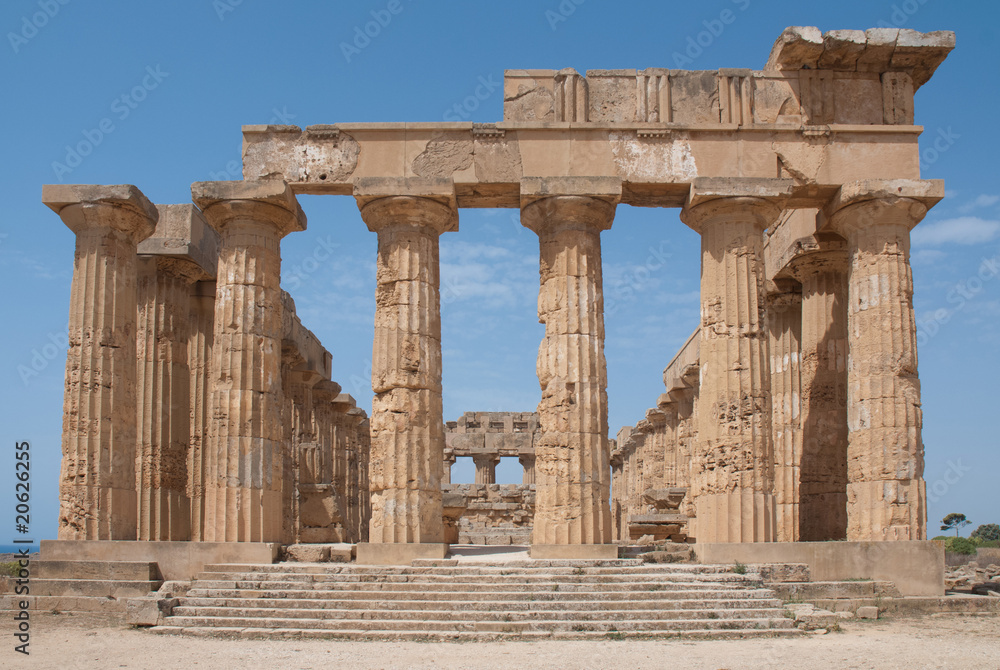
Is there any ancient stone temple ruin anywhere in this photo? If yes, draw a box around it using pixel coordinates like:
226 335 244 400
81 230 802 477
41 26 953 569
443 412 538 545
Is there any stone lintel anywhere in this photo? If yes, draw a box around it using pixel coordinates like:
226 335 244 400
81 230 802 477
355 542 449 565
529 544 619 560
686 177 795 209
519 176 622 210
191 179 306 235
42 184 158 240
629 514 688 525
137 204 219 279
445 433 486 452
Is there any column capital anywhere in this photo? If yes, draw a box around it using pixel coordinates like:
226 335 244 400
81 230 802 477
191 179 306 237
43 184 158 242
819 179 943 237
780 233 850 283
139 255 207 284
680 178 793 234
519 177 620 235
354 177 458 234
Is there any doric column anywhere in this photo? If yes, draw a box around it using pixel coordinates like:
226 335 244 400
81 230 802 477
442 449 456 485
823 180 943 541
135 257 199 541
521 178 619 554
679 178 791 543
43 184 158 540
188 280 215 541
766 281 802 543
356 180 457 551
135 204 217 542
519 453 536 485
192 180 306 543
786 233 850 541
473 454 500 484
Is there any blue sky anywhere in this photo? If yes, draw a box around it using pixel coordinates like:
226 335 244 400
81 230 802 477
1 0 996 543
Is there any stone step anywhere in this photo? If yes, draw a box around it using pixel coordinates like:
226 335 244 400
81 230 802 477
202 562 740 576
193 570 754 584
171 605 789 622
188 579 755 593
178 596 784 611
184 587 777 601
163 614 796 633
33 560 161 581
151 625 804 641
29 578 161 598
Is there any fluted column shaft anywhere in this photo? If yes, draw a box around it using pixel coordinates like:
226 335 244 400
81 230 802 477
681 197 783 543
522 196 615 546
828 197 928 541
360 196 455 544
789 244 850 542
519 454 536 485
136 257 202 541
473 454 499 484
44 185 157 540
767 287 802 543
188 283 215 540
442 453 456 485
193 181 306 542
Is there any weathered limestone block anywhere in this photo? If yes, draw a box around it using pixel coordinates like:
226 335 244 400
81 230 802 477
786 234 851 541
822 179 943 541
767 281 802 543
188 280 215 541
43 184 158 540
522 182 618 546
357 180 457 545
445 483 535 545
192 179 307 543
135 204 218 542
680 178 793 543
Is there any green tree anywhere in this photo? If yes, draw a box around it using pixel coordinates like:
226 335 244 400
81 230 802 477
971 523 1000 543
941 513 971 537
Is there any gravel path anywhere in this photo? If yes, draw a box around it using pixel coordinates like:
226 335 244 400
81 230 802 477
6 612 999 669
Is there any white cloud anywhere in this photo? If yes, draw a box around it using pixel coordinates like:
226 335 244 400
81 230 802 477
911 249 947 265
959 194 1000 214
911 217 1000 246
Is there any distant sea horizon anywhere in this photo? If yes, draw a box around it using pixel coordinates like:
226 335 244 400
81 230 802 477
0 543 40 555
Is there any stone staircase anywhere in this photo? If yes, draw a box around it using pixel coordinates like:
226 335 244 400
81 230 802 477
152 559 799 640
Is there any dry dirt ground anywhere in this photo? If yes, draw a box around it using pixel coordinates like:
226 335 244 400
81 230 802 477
5 612 999 669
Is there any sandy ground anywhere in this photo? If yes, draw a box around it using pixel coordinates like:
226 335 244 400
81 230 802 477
3 612 998 669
